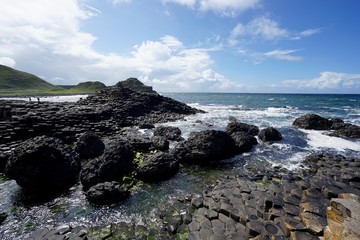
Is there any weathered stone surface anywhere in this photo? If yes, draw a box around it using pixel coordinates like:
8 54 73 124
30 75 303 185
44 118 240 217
290 231 319 240
85 182 130 205
80 140 134 189
300 212 327 235
293 114 332 130
152 136 169 151
153 126 183 141
325 193 360 240
172 130 237 164
259 127 283 142
225 118 259 136
5 136 80 193
231 132 258 153
137 152 179 182
74 131 105 159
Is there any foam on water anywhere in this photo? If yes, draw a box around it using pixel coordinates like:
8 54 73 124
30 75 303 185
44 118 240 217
0 95 88 102
302 129 360 152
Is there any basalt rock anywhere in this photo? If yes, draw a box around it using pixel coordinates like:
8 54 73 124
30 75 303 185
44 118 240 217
74 131 105 160
172 130 236 164
259 127 283 142
153 126 183 141
85 182 130 205
80 139 134 190
152 136 169 151
231 132 258 153
225 118 259 136
137 152 179 182
293 114 332 130
5 136 80 193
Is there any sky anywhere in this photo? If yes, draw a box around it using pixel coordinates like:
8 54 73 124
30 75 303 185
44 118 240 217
0 0 360 93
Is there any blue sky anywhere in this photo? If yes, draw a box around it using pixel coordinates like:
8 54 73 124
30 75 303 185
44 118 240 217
0 0 360 93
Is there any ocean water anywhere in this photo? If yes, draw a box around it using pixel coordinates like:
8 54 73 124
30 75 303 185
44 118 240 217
161 93 360 169
1 93 360 239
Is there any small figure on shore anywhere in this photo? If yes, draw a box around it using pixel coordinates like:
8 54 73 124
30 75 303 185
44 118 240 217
28 97 31 102
37 97 40 102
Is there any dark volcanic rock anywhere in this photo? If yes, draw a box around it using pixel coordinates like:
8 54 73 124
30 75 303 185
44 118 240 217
152 136 169 151
332 123 360 139
85 182 130 205
5 136 80 193
0 212 7 225
292 114 332 130
153 126 183 141
225 118 259 136
137 152 179 182
231 132 257 153
172 130 236 164
80 140 134 190
74 131 105 159
259 127 283 142
0 151 9 172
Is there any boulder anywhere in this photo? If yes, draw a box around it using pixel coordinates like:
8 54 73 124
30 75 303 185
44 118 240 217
74 131 105 159
5 136 80 193
152 136 169 151
332 123 360 139
153 126 183 141
292 114 332 130
231 132 258 153
259 127 283 142
172 130 237 164
225 118 259 136
80 140 134 190
137 152 179 182
85 182 130 205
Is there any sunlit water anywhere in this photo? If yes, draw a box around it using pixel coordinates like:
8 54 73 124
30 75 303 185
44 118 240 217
1 93 359 239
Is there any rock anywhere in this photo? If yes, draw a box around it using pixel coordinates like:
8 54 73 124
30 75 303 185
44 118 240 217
5 136 80 193
0 151 9 172
259 127 283 142
292 114 332 130
172 130 237 164
290 231 318 240
332 123 360 139
300 212 327 235
80 140 134 189
137 152 179 182
231 132 258 153
324 193 360 240
153 126 183 141
225 118 259 136
152 136 169 151
74 131 105 159
191 195 204 209
125 135 153 152
85 182 130 205
138 122 155 129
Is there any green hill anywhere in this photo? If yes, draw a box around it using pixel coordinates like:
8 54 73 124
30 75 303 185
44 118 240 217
117 78 156 93
70 81 107 92
0 64 63 94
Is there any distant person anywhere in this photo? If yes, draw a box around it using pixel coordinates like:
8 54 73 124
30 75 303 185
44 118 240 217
29 97 31 102
37 97 40 102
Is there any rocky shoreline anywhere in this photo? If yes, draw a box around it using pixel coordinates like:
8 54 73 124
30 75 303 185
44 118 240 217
1 80 360 239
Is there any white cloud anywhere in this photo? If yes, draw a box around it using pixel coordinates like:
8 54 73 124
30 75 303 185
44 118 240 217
229 16 289 45
263 49 303 61
0 0 244 92
284 72 360 90
300 28 322 37
199 0 260 16
162 0 197 8
0 57 16 68
111 0 133 4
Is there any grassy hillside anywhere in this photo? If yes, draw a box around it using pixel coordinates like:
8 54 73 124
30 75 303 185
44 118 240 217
0 65 106 96
70 81 107 92
0 64 63 95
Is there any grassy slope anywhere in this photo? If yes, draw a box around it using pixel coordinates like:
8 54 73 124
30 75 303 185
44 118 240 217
0 65 106 96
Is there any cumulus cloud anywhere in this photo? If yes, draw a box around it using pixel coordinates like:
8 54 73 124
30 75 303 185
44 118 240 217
283 72 360 90
263 49 303 61
0 1 244 92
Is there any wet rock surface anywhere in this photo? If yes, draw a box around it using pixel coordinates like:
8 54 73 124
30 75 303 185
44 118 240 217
85 182 130 205
5 136 80 194
28 152 360 239
74 131 105 160
259 127 283 142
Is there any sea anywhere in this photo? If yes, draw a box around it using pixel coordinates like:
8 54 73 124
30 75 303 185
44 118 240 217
0 93 359 239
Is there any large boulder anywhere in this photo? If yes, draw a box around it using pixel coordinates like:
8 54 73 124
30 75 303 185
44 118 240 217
172 130 236 164
85 182 130 205
5 136 80 193
80 140 134 190
225 118 259 136
231 132 258 153
332 123 360 139
153 126 183 141
152 136 169 151
137 152 179 182
74 131 105 159
292 114 332 130
259 127 283 142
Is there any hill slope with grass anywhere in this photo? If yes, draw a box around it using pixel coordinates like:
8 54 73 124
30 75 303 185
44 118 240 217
0 65 63 94
70 81 107 92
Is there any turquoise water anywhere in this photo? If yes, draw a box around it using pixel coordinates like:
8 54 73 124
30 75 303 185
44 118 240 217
1 93 359 239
